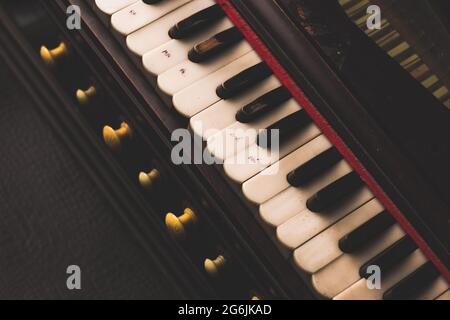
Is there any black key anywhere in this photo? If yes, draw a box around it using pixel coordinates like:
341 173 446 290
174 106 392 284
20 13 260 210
143 0 162 4
169 5 225 39
287 148 342 187
216 62 272 99
306 171 363 212
359 236 417 278
383 261 440 300
338 210 396 253
235 87 291 123
188 27 244 63
257 110 312 149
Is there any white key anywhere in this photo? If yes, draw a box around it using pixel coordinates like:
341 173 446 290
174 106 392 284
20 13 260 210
312 224 405 299
143 18 233 73
294 199 382 274
128 0 218 56
416 277 449 300
260 159 353 227
224 124 321 184
190 76 281 140
436 290 450 300
333 249 427 300
174 51 262 117
243 135 332 204
95 0 138 15
207 99 301 161
157 42 253 96
111 0 191 36
276 185 373 249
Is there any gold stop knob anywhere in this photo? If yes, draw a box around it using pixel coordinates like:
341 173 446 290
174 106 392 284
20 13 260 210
103 122 132 152
139 169 161 191
204 255 226 277
76 86 97 105
40 42 68 66
165 208 197 240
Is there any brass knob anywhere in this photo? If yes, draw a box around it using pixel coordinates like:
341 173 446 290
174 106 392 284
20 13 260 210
139 169 161 190
103 122 132 152
76 86 97 105
204 255 226 277
40 42 68 66
165 208 197 240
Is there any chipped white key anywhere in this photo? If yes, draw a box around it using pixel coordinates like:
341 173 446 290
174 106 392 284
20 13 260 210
333 249 428 300
207 99 301 161
190 76 281 140
294 199 381 274
276 185 373 249
260 159 352 227
224 124 321 184
128 0 218 56
158 41 253 96
243 135 332 204
312 224 405 299
112 0 191 36
143 18 233 73
174 51 262 117
95 0 138 15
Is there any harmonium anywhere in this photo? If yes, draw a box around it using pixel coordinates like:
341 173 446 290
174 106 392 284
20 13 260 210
0 0 449 300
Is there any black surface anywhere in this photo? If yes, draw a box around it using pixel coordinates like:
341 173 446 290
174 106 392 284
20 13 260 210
0 63 182 299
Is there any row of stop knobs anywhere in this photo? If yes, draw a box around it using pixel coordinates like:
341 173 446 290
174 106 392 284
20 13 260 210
103 123 227 278
40 41 232 282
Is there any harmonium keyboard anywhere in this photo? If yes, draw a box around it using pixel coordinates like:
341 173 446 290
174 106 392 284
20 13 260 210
0 0 449 300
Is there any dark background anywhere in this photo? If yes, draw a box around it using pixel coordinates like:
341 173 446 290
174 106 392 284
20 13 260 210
0 62 181 299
